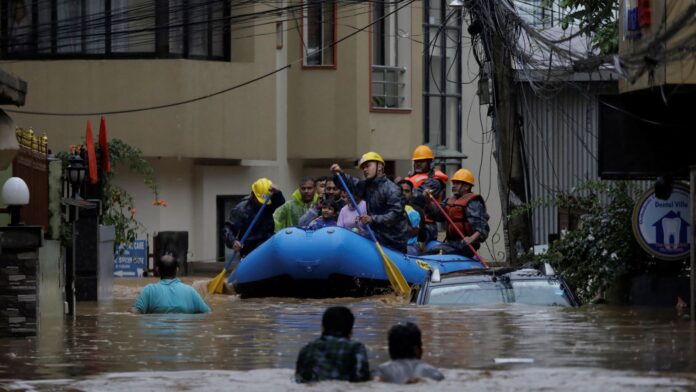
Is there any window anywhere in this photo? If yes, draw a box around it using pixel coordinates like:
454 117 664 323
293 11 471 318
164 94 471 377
1 0 230 60
371 0 411 110
303 0 335 66
423 0 462 145
515 0 554 28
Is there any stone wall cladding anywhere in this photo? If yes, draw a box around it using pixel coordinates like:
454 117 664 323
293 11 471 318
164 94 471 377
0 227 43 337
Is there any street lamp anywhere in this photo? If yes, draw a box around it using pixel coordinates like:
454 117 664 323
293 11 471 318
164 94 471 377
67 154 86 199
1 177 30 226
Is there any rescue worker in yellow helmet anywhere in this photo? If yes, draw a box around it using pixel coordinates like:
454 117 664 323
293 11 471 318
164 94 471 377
330 152 409 252
428 168 489 257
222 178 285 257
404 145 449 243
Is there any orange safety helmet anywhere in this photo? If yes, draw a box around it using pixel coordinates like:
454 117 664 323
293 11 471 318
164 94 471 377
411 145 434 161
451 168 475 186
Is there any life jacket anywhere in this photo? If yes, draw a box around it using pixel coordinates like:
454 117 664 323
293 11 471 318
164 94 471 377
406 169 449 188
406 170 449 223
444 193 483 240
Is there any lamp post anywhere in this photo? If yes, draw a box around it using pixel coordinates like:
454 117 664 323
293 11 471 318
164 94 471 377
1 177 30 226
67 154 86 199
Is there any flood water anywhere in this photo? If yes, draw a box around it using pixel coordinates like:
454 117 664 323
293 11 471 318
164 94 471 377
1 277 695 391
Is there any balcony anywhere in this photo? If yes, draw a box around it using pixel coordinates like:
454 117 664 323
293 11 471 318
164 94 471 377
371 65 406 109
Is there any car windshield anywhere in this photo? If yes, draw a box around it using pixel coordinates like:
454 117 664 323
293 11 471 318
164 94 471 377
427 278 572 307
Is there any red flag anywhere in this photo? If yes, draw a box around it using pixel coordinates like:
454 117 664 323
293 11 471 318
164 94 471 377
85 120 98 185
98 116 111 173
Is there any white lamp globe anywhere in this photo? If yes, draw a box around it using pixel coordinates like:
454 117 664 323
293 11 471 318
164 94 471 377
2 177 30 206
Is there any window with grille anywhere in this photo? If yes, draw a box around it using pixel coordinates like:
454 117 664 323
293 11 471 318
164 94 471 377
1 0 230 60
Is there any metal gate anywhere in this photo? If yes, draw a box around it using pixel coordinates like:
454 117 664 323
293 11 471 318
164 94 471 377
13 129 48 229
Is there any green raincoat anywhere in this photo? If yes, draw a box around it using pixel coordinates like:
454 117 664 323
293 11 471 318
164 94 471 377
273 189 317 231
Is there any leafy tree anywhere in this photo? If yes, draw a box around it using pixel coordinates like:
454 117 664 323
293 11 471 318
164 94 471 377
544 0 619 54
57 139 165 248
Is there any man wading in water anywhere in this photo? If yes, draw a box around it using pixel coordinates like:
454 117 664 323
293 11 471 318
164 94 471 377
295 306 370 383
130 252 211 314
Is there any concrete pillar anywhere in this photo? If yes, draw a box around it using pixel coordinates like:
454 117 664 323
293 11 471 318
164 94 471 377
0 226 42 337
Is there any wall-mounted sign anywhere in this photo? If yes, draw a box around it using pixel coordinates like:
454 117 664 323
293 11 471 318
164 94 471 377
632 184 691 260
114 240 148 277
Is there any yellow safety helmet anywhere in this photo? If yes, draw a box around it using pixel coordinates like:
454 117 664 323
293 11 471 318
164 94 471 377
251 178 273 204
357 151 385 168
412 145 434 161
451 168 475 186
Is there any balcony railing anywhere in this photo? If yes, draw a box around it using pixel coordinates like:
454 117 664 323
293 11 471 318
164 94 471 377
371 65 406 109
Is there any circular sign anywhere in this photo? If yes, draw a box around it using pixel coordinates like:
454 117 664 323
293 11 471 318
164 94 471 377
632 184 691 260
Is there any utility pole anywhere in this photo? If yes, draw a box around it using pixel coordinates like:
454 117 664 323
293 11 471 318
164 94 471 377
484 0 532 264
690 165 695 323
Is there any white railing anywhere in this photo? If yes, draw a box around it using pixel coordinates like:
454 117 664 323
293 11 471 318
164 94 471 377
371 65 406 108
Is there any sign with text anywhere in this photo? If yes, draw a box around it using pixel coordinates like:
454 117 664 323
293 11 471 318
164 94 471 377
114 240 148 277
632 184 691 260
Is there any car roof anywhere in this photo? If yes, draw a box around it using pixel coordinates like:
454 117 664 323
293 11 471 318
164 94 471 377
432 267 554 285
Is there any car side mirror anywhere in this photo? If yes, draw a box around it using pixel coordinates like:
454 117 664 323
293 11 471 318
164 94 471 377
430 268 441 283
544 263 556 276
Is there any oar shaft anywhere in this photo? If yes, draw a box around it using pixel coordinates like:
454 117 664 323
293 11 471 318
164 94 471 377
427 192 489 268
336 172 410 296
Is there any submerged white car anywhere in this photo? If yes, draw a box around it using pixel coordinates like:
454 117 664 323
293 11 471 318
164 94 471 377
413 264 581 307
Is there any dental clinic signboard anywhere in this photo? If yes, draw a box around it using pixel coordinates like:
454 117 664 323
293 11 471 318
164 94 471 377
114 240 148 277
632 184 691 260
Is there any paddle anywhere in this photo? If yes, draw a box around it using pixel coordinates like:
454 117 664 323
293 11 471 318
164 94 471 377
426 192 490 268
336 173 411 297
207 193 273 294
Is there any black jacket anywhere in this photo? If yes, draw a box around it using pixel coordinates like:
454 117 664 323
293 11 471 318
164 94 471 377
337 173 409 252
223 191 285 257
410 169 447 218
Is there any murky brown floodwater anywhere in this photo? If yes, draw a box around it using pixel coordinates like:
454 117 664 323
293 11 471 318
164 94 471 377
1 277 695 391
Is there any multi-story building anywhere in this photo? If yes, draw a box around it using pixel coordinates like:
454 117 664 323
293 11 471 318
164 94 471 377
0 1 424 263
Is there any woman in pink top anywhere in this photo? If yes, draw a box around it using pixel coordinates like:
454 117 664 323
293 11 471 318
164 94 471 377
337 191 367 233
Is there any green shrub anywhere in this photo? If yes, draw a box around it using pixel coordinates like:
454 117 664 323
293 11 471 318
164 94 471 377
515 181 665 303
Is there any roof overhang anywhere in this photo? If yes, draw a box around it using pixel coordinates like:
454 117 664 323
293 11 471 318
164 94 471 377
0 69 27 106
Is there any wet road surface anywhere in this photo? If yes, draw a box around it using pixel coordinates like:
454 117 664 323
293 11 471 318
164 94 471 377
0 277 694 391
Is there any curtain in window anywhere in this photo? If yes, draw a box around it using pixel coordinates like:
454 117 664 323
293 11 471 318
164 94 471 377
372 2 385 66
8 0 32 53
57 0 82 53
111 0 129 52
85 0 105 54
188 0 208 56
169 0 184 54
3 0 228 59
112 0 155 53
321 1 334 63
38 2 51 53
211 1 224 57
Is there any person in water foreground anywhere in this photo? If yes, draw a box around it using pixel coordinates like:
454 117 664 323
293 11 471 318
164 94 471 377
129 252 211 314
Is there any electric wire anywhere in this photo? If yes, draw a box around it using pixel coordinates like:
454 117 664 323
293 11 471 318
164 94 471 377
4 0 415 116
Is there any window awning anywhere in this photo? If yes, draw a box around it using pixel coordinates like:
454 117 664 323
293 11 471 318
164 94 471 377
0 69 27 106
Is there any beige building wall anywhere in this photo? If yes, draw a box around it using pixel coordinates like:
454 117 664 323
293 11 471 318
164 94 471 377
619 0 696 93
1 2 429 263
287 1 423 162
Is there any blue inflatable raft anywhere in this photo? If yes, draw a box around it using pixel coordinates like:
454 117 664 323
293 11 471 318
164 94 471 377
228 227 485 297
